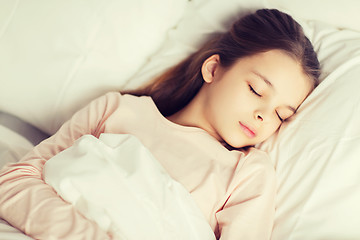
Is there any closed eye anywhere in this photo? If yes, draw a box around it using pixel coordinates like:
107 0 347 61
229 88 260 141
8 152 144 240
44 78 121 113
249 85 262 97
276 112 284 122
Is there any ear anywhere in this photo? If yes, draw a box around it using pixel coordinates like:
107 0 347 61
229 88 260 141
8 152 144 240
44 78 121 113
201 54 220 83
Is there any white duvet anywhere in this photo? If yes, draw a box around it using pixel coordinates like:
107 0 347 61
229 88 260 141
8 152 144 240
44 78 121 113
43 134 215 240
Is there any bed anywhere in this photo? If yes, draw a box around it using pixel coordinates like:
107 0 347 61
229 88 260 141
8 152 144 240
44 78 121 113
1 0 360 239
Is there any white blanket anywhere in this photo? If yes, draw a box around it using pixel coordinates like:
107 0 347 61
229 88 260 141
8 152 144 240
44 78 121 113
44 134 215 240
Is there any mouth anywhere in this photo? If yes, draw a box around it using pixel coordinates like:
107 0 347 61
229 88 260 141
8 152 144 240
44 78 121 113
239 122 256 138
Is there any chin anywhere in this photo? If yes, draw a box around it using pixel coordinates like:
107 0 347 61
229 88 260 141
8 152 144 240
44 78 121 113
220 131 257 149
224 138 250 149
228 137 259 149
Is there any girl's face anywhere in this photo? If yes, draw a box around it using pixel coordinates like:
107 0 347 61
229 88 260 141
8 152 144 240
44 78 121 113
197 50 313 148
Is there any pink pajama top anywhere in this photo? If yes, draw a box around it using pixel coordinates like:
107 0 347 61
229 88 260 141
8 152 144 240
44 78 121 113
0 92 276 240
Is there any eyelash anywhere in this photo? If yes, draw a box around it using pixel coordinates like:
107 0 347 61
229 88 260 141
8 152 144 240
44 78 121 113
249 84 284 122
249 85 262 97
276 112 284 122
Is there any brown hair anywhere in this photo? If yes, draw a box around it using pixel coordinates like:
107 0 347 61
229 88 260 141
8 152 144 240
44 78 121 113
124 9 320 117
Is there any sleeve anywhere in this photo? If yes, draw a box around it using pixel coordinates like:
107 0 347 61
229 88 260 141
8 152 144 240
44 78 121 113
216 150 277 240
0 92 122 240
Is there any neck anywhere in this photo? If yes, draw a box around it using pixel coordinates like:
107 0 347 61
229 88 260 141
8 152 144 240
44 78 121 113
166 97 202 129
166 87 220 141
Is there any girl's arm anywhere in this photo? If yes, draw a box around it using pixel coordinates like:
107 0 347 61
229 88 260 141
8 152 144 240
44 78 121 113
0 92 120 240
217 152 277 240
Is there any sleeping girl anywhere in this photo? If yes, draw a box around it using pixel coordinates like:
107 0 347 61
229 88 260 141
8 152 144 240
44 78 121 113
0 9 320 240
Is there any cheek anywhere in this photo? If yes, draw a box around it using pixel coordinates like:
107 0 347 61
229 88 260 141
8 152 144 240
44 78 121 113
260 122 281 140
206 79 254 121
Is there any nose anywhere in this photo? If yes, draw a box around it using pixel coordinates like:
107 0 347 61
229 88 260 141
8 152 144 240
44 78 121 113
255 111 264 121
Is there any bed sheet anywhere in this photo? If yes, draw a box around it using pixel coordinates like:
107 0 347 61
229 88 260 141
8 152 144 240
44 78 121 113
44 134 216 240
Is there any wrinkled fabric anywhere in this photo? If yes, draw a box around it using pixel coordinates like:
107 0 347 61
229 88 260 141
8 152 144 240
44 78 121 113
44 133 216 240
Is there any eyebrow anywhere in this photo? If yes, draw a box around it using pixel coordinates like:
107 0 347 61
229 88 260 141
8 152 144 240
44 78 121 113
251 70 297 113
286 106 296 113
252 70 273 88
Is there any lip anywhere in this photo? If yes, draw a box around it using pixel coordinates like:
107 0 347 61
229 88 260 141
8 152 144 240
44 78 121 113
239 122 257 138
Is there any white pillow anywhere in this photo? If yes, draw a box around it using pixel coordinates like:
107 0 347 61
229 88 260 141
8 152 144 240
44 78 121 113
0 125 33 171
258 21 360 240
0 0 187 134
129 1 360 239
267 0 360 32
